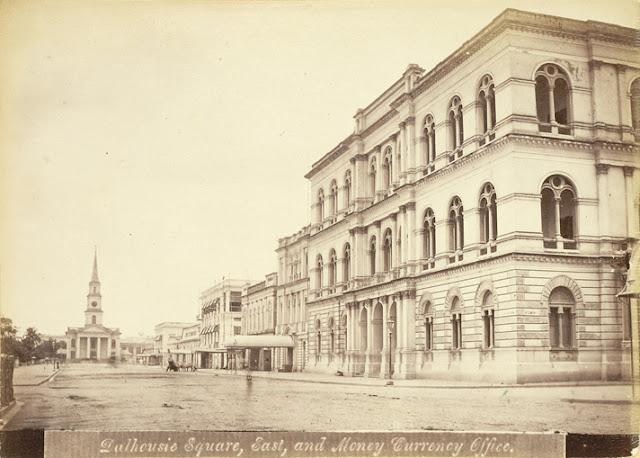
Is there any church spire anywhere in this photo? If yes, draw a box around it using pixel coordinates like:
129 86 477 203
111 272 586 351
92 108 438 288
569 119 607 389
91 246 99 283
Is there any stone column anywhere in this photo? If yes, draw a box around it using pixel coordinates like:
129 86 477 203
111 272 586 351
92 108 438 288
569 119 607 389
624 167 636 238
407 203 416 273
364 301 374 376
596 163 610 253
406 116 416 180
402 293 416 378
375 221 383 274
391 213 398 271
380 299 389 377
86 336 91 359
417 134 427 174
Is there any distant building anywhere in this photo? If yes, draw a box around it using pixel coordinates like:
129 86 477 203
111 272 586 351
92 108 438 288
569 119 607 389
196 278 249 369
172 323 200 367
65 250 121 361
153 322 196 367
240 273 278 371
120 336 154 364
274 225 310 372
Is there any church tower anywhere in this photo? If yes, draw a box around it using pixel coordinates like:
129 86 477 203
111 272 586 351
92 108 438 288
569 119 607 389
85 248 104 326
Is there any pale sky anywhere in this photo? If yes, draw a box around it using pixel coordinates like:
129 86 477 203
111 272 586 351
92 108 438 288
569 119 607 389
0 0 636 337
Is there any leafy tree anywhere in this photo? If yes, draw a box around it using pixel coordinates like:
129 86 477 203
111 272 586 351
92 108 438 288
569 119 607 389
0 316 23 358
20 327 42 361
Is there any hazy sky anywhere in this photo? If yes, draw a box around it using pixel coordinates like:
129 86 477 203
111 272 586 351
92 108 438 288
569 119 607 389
0 0 636 337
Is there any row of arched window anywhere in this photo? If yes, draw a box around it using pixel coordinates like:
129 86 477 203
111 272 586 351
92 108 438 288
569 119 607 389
422 285 576 351
314 64 581 229
313 173 578 291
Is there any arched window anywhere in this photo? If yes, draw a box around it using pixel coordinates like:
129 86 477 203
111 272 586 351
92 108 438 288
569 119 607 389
423 114 436 172
369 159 377 199
382 147 393 191
383 229 393 271
369 236 377 275
343 243 351 284
479 183 497 253
478 75 496 144
424 302 434 351
423 208 436 267
548 286 575 349
631 79 640 139
330 180 338 217
451 297 462 350
541 175 577 249
316 255 324 291
71 338 76 347
328 249 337 287
448 197 464 261
448 96 464 159
535 64 571 134
481 291 495 348
91 315 96 324
317 189 325 223
344 170 352 211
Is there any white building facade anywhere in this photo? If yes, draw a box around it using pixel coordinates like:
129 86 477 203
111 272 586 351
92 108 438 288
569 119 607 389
274 226 311 372
303 9 639 382
196 278 248 369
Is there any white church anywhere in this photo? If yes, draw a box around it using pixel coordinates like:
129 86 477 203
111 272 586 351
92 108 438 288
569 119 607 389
65 250 121 361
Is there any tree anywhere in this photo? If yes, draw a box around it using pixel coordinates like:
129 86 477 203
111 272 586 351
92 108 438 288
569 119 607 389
0 316 23 358
21 327 42 361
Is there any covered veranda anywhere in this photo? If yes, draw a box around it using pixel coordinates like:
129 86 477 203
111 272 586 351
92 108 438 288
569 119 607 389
224 335 295 372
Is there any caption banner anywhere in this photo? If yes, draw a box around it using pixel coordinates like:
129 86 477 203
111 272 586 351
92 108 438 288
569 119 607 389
44 431 565 458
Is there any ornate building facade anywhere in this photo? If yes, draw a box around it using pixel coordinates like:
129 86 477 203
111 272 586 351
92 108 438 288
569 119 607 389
274 226 310 372
240 273 278 370
302 9 639 382
65 251 121 361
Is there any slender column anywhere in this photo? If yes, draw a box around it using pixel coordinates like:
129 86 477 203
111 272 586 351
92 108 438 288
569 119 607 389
407 203 416 270
557 309 564 348
455 216 462 251
454 114 462 149
374 146 383 200
416 228 425 262
488 205 495 242
391 214 398 270
548 84 556 126
624 167 636 237
554 198 562 240
401 207 408 266
429 224 435 259
418 135 427 171
407 116 416 176
376 222 383 274
86 337 91 359
487 96 494 129
596 164 610 248
398 122 407 185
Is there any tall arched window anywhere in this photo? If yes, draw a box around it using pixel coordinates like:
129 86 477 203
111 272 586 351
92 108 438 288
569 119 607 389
423 208 436 268
330 180 338 217
316 255 324 291
535 64 571 134
369 159 377 199
478 75 496 144
92 315 96 324
382 147 393 191
424 302 434 351
317 189 325 223
548 286 575 349
481 291 495 348
541 175 577 249
328 249 337 287
450 297 462 350
369 236 377 275
424 114 436 172
343 243 351 284
448 96 464 159
631 79 640 139
448 197 464 262
479 183 497 254
344 170 352 212
383 229 393 272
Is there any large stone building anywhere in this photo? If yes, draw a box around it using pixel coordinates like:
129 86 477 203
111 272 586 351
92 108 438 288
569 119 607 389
153 321 196 367
274 225 311 372
240 273 278 370
301 9 638 382
196 278 248 369
65 251 121 361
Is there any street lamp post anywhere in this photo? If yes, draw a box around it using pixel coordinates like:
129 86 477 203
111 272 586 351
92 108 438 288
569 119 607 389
387 318 395 385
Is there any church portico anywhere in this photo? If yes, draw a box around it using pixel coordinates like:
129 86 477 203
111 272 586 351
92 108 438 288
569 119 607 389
65 250 121 362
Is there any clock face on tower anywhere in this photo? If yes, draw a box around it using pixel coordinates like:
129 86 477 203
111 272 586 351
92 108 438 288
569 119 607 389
91 301 98 307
